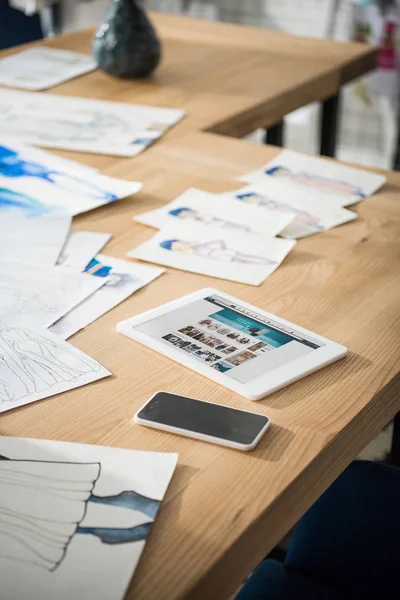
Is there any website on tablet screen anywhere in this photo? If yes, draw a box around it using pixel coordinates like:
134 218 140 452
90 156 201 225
136 294 324 384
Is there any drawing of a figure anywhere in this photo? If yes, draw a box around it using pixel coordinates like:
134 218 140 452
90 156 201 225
264 165 366 199
0 187 49 216
159 239 276 265
0 145 117 202
0 455 159 572
83 258 141 290
0 324 101 403
168 207 250 231
236 192 324 230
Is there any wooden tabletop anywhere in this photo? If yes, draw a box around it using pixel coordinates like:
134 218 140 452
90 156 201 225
1 13 393 600
3 128 400 599
0 12 377 171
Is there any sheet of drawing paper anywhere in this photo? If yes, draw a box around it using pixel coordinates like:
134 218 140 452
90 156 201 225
0 262 107 328
51 255 164 339
134 187 294 236
57 231 112 270
223 181 358 239
127 221 295 286
0 140 142 216
0 212 71 265
0 47 96 91
0 435 177 600
0 321 110 413
240 149 386 206
0 89 185 157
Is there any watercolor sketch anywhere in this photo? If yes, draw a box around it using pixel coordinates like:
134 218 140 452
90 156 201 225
159 238 277 265
241 149 386 205
0 142 141 216
129 221 295 285
264 165 366 199
134 188 293 238
235 191 324 231
0 436 177 600
0 90 184 157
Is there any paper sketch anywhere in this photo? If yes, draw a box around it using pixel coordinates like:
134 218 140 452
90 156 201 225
134 187 293 237
0 141 141 216
240 149 386 206
51 255 164 339
0 436 177 600
0 212 71 265
0 262 107 328
0 89 185 157
57 231 112 270
0 322 110 413
226 181 357 239
0 47 96 91
128 221 295 285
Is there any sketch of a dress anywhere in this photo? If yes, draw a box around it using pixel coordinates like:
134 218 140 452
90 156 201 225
0 324 101 404
0 455 159 572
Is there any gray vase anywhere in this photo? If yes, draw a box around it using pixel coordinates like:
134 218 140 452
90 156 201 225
93 0 161 78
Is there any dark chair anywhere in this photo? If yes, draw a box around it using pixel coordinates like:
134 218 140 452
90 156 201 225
235 460 400 600
0 1 43 51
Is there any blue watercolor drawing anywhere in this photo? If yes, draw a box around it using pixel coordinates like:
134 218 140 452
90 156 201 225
0 454 159 571
0 187 50 216
0 145 118 203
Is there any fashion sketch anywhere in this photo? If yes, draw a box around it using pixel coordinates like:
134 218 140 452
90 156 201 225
265 165 366 199
236 191 324 230
0 454 160 572
0 323 102 405
159 238 276 265
168 206 251 231
0 145 117 203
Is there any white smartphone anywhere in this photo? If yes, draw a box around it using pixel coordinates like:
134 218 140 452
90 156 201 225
134 391 271 451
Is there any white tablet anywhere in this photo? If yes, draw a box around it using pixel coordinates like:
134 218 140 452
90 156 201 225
117 288 347 400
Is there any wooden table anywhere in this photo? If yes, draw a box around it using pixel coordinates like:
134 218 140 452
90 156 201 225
0 11 377 166
3 127 400 599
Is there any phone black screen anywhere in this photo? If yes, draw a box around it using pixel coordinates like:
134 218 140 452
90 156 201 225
137 392 269 445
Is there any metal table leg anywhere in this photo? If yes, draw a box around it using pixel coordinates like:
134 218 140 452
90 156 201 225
320 93 341 157
264 121 285 147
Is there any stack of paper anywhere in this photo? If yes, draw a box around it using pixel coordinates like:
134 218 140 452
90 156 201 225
130 188 296 286
0 89 185 157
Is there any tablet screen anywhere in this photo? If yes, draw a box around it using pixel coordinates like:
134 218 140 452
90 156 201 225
135 293 325 383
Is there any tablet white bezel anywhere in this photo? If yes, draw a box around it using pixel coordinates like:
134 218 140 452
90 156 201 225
117 288 347 400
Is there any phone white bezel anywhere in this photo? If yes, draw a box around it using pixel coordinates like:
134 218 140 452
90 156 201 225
134 392 271 451
118 287 347 401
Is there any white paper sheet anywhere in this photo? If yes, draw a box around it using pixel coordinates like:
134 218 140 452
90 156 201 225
127 221 295 286
0 262 107 328
134 187 294 236
0 436 177 600
0 47 96 91
240 149 386 206
51 255 164 339
0 212 71 265
224 181 358 239
0 322 110 413
57 231 112 270
0 89 185 157
0 140 141 216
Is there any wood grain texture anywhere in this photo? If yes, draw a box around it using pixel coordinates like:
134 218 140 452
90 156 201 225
2 129 400 599
0 13 376 171
0 14 390 600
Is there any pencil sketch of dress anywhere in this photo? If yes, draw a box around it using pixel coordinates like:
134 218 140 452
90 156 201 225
0 324 101 404
0 455 160 572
